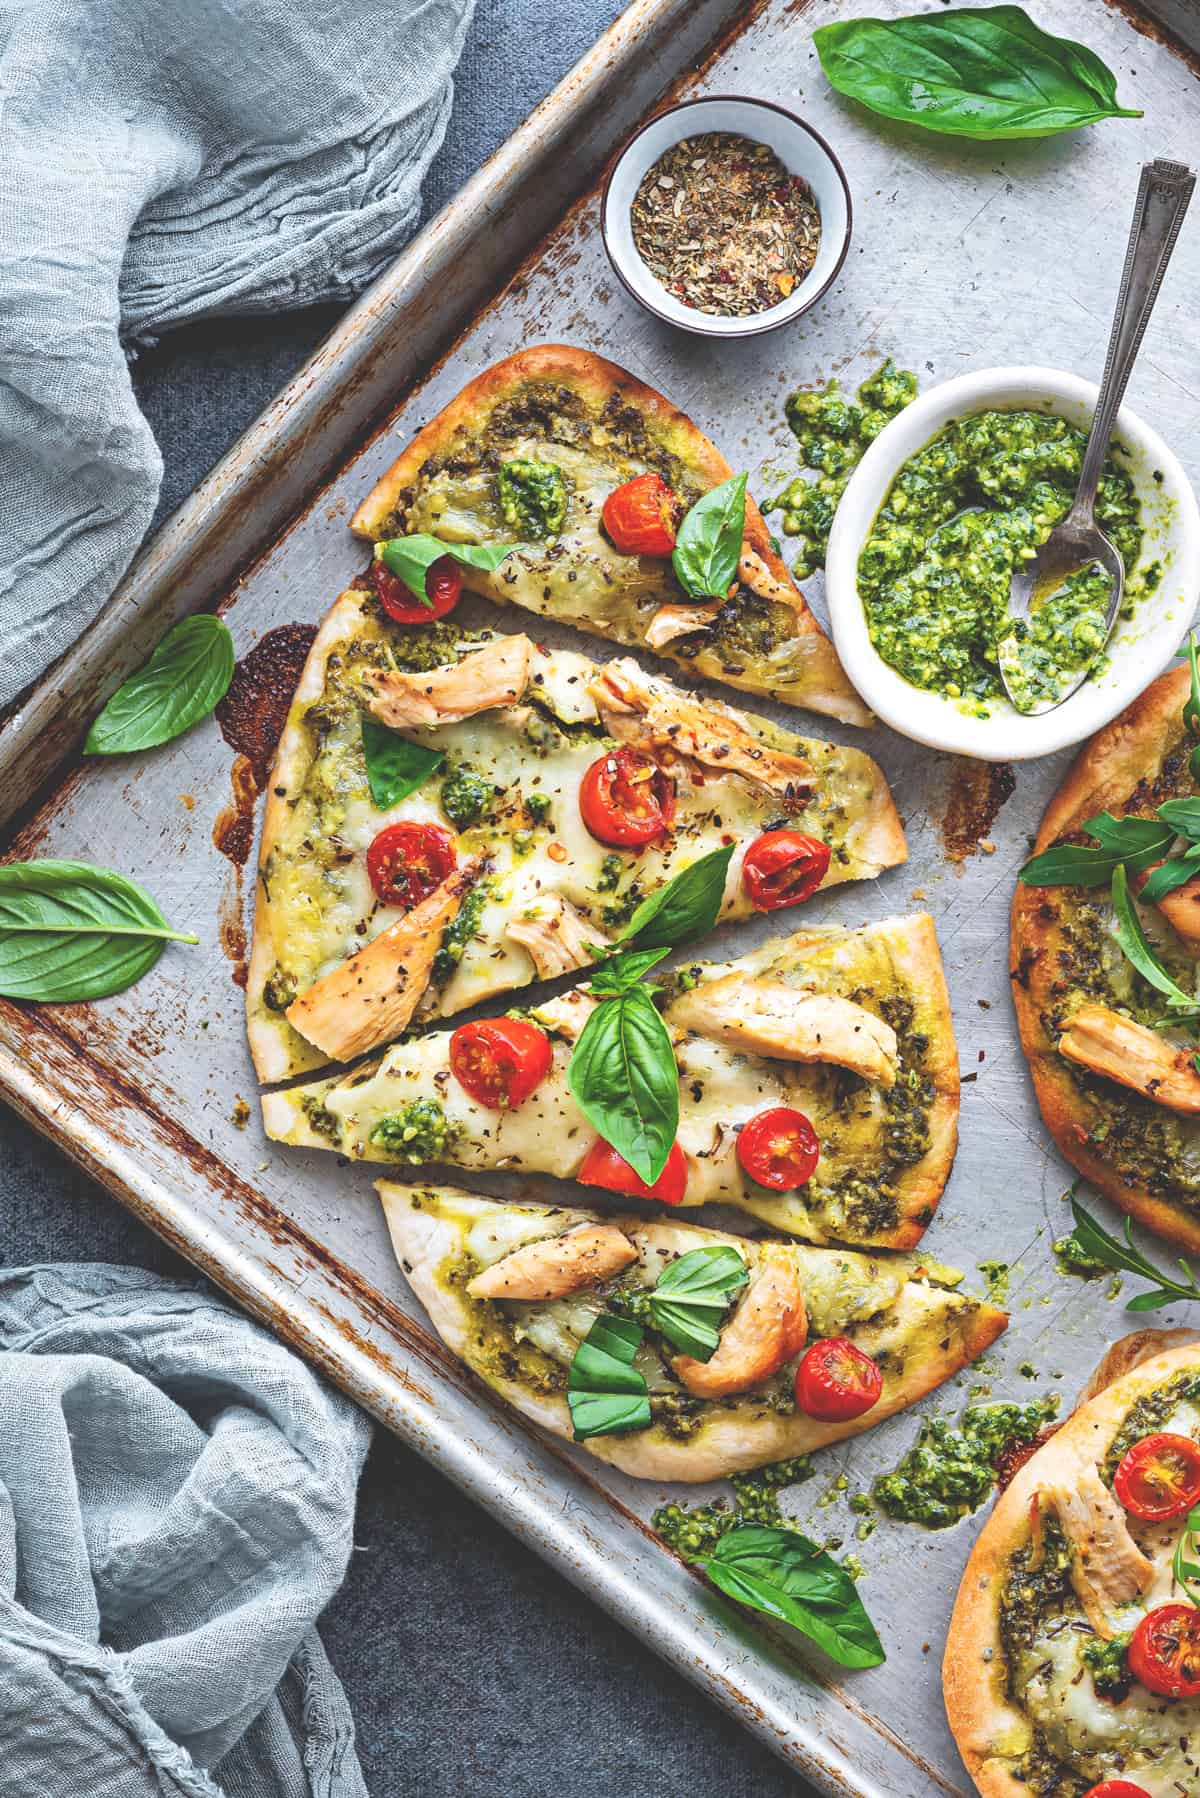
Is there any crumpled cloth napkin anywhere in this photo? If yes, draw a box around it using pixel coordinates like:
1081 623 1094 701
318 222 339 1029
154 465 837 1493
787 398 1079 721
0 1263 373 1798
0 0 474 709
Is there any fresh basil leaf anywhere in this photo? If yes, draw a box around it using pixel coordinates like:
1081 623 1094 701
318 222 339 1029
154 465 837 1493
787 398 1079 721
1157 798 1200 845
1111 863 1200 1010
813 6 1141 141
84 616 234 755
649 1246 749 1361
1084 811 1175 862
1141 845 1200 903
1018 843 1132 887
375 535 519 604
0 860 198 1002
590 946 672 994
567 1313 651 1440
360 717 443 810
617 845 735 951
568 985 679 1186
698 1525 885 1669
672 474 747 603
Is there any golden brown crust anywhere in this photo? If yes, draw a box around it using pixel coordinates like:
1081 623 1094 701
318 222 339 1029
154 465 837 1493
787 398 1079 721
889 912 961 1247
351 344 868 725
944 1334 1200 1796
1011 664 1200 1255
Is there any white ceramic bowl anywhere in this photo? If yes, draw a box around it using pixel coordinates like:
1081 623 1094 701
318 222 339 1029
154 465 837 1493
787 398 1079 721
825 367 1200 761
601 96 851 339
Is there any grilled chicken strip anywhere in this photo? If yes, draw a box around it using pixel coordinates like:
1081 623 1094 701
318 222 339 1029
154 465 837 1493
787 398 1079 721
671 979 899 1088
672 1245 808 1399
365 635 532 730
1135 865 1200 954
466 1223 637 1300
1058 1001 1200 1114
1040 1461 1156 1638
506 896 609 978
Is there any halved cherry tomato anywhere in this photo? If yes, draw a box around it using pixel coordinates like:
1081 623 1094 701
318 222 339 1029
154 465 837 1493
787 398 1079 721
742 830 831 912
1129 1602 1200 1698
1114 1432 1200 1521
366 822 456 910
794 1337 883 1422
579 747 676 847
737 1107 820 1192
449 1017 552 1110
577 1139 688 1206
601 472 682 558
1081 1785 1152 1798
372 555 462 624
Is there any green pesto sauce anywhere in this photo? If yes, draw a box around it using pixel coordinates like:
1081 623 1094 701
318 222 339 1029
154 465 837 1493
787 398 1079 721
978 1260 1010 1304
440 764 494 830
1051 1230 1111 1280
431 872 495 986
496 457 569 539
654 1456 817 1558
300 1092 341 1142
1101 1367 1200 1483
767 359 918 577
874 1395 1059 1529
440 1249 569 1399
369 1098 457 1163
858 409 1149 714
1081 1629 1132 1701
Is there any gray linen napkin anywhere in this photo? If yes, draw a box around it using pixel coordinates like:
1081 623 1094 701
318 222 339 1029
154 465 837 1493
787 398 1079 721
0 1263 373 1798
0 0 474 708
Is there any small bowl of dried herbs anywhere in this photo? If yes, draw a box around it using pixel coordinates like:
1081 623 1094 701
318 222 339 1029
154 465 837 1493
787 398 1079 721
602 95 851 338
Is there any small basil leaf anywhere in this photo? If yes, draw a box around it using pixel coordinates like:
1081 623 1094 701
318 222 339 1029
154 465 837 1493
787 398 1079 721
361 717 444 810
1111 863 1200 1009
617 845 735 950
590 945 672 994
376 535 519 603
672 474 748 603
649 1246 749 1361
0 860 198 1002
567 1314 651 1440
84 615 235 755
1141 845 1200 903
813 7 1140 141
568 985 679 1187
698 1525 885 1669
1018 844 1124 887
1126 1289 1179 1313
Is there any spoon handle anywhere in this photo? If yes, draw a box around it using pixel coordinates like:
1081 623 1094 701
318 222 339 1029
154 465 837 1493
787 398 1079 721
1073 158 1195 523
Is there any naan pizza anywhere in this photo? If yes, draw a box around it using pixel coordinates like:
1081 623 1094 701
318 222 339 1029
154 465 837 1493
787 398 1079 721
349 344 868 724
247 591 903 1082
264 913 959 1251
379 1185 1006 1482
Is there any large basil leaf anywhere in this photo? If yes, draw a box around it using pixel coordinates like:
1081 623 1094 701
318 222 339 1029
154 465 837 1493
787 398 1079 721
697 1525 885 1668
616 845 735 951
568 984 679 1186
649 1246 748 1361
375 535 519 603
567 1314 651 1440
1020 812 1174 887
672 474 747 603
0 861 198 1002
813 7 1140 141
84 615 235 755
361 717 443 810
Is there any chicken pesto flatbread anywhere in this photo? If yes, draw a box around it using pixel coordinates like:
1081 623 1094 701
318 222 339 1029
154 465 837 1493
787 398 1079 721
379 1185 1006 1483
945 1333 1200 1798
349 344 869 725
264 914 958 1250
1012 663 1200 1257
247 587 904 1082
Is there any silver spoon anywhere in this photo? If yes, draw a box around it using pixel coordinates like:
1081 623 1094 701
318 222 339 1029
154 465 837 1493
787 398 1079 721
999 158 1195 716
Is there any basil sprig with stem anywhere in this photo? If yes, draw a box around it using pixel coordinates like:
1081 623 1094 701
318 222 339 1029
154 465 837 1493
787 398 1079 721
568 948 678 1186
813 6 1140 141
360 717 444 809
692 1524 885 1669
1062 1194 1200 1313
374 535 519 605
84 615 235 755
567 1313 651 1440
0 861 198 1002
646 1246 748 1361
672 474 747 603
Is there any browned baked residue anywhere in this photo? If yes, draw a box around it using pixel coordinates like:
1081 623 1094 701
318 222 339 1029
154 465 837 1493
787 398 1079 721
216 622 317 785
213 753 260 869
940 759 1016 864
994 1424 1060 1493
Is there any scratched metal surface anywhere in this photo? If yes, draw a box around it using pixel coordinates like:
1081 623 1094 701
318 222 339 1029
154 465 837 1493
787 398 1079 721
3 2 1200 1793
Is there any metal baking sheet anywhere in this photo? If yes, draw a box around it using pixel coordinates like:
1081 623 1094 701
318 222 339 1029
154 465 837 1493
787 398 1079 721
3 2 1200 1792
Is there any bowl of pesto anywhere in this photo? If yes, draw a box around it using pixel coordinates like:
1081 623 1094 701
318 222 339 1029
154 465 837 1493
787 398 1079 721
824 366 1200 760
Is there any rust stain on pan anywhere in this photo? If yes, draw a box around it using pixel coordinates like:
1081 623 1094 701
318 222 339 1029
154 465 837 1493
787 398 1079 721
1103 0 1200 77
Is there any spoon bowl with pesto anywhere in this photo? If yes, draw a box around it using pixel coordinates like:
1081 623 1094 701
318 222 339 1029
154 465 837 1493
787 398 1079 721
825 365 1200 762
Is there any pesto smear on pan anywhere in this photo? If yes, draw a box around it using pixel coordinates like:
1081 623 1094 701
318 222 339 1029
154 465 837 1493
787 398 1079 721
858 408 1158 715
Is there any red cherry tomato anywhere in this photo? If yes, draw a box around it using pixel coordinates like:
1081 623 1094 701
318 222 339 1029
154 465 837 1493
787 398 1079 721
794 1337 883 1422
1129 1603 1200 1699
449 1018 553 1111
737 1107 820 1192
601 472 682 558
1081 1785 1152 1798
577 1139 688 1206
372 555 462 624
579 747 676 848
741 830 831 912
1114 1432 1200 1521
366 822 456 910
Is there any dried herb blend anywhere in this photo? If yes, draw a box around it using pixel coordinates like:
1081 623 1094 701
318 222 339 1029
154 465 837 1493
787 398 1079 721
630 132 821 318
